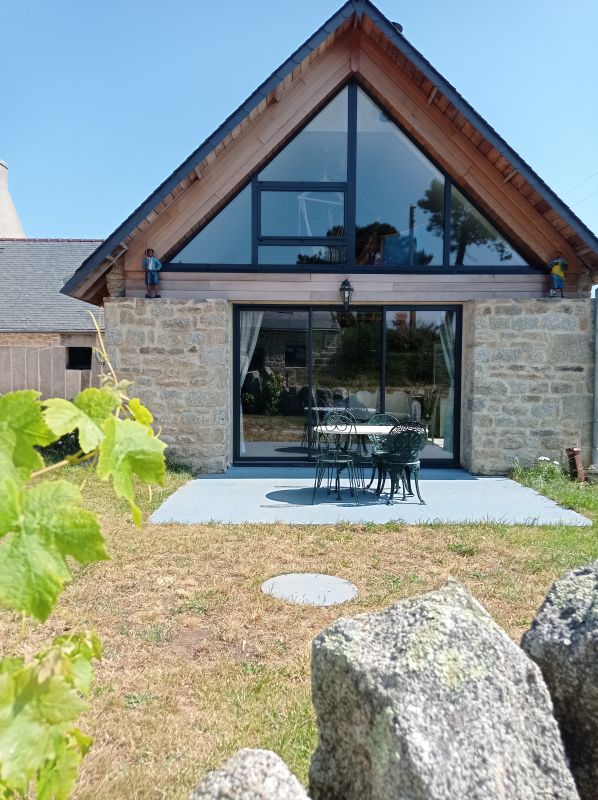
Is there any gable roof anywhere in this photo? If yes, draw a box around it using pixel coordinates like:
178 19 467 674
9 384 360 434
0 239 103 332
62 0 598 301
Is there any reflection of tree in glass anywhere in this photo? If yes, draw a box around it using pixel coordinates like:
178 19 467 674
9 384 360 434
355 222 397 265
387 315 448 386
355 221 433 266
296 226 346 264
417 179 513 265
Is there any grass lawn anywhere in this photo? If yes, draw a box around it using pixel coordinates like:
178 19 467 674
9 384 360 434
1 465 597 799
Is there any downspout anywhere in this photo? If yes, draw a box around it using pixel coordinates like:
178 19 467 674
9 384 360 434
593 294 598 467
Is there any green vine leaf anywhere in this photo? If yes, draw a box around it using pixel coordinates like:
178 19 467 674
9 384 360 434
43 399 104 454
0 391 56 476
73 388 119 427
97 417 166 526
128 397 153 427
0 634 99 799
0 480 108 621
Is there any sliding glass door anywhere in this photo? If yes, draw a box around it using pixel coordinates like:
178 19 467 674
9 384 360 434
234 305 460 464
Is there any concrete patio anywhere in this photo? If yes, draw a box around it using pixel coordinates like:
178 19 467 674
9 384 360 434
151 467 591 526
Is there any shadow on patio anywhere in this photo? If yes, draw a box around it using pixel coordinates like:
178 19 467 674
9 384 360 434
151 467 591 527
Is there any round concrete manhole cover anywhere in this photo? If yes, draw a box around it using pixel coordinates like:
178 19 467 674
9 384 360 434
261 573 358 606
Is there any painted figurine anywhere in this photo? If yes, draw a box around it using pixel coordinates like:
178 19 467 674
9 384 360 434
547 255 568 298
142 248 162 298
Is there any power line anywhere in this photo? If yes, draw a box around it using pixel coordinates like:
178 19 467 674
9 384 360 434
571 187 598 207
563 170 598 196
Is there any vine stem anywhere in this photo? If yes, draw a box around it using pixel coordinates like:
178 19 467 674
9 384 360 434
30 451 96 480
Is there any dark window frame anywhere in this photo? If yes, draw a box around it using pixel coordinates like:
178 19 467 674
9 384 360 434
166 80 541 275
233 303 462 466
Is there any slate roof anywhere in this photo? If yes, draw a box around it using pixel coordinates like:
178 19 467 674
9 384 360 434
0 239 104 332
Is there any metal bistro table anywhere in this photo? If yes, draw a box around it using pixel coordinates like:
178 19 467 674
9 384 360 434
313 423 395 500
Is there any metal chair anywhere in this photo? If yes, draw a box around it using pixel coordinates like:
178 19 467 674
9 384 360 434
350 413 399 492
312 411 360 504
372 423 427 504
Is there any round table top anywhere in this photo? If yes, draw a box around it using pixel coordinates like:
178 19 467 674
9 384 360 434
314 424 394 436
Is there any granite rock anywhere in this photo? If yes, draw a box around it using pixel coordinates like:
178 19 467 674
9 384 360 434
190 748 310 800
522 561 598 799
309 579 579 800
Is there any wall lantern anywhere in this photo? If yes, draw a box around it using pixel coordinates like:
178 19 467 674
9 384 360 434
339 279 354 309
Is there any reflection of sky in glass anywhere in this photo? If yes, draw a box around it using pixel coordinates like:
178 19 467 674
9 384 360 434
259 88 348 182
356 88 444 266
172 185 251 264
450 188 528 266
261 191 344 237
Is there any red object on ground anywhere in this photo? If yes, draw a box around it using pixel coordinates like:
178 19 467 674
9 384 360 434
566 447 586 482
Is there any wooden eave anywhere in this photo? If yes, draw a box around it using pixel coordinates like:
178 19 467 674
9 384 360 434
62 0 598 304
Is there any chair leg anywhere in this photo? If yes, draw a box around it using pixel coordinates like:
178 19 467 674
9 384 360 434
413 468 426 505
387 468 397 505
403 466 414 497
312 463 323 504
348 462 360 506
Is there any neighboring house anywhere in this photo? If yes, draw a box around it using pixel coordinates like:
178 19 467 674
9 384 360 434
0 239 103 398
62 0 598 474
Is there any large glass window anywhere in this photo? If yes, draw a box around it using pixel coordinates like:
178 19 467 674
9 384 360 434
169 83 533 271
258 88 348 182
355 88 444 267
235 305 459 463
260 191 345 238
385 309 456 460
449 187 528 266
171 185 251 264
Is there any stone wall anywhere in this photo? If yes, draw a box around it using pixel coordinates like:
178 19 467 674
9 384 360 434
461 298 595 473
0 331 98 398
104 298 232 473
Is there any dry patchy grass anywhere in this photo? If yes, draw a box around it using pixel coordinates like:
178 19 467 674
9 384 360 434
1 467 597 799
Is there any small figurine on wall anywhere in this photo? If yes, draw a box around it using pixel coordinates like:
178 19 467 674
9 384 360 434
143 248 162 298
547 254 568 298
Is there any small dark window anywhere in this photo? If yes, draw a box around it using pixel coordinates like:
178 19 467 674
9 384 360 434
67 347 92 370
285 344 306 367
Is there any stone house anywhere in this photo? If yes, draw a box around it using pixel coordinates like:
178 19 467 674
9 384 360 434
0 238 102 398
62 0 598 474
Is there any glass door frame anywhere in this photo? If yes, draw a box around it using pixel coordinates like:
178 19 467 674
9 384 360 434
232 304 462 466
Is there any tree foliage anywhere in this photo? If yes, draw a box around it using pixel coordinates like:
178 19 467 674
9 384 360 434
0 330 166 797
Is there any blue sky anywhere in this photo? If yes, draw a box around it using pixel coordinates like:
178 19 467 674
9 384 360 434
3 0 597 241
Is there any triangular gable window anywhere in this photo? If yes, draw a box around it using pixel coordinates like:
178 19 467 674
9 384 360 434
449 187 527 266
171 184 251 264
168 83 529 269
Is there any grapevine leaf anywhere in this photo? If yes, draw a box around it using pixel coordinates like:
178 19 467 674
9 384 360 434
0 637 99 798
0 479 19 538
68 656 93 695
0 430 22 483
43 398 103 454
97 416 166 525
36 738 81 800
0 704 52 790
37 678 87 724
0 391 56 475
73 388 118 427
0 481 108 621
128 397 153 427
0 533 68 622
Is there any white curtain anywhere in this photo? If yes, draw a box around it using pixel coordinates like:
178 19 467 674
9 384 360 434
439 310 456 452
239 310 264 454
